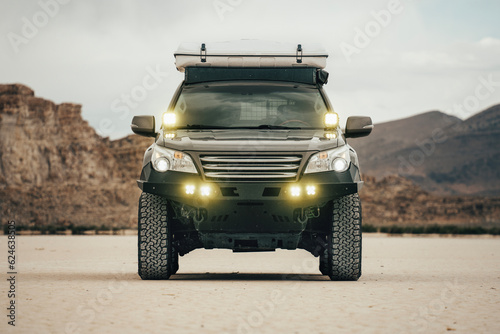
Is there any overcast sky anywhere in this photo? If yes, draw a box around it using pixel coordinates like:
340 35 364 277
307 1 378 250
2 0 500 139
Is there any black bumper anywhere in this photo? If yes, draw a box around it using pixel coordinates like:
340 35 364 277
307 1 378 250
137 163 362 233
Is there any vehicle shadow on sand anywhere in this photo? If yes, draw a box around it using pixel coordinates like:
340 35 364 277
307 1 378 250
22 271 329 281
170 273 332 281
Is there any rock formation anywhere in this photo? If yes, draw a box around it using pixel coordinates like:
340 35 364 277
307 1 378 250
0 83 151 228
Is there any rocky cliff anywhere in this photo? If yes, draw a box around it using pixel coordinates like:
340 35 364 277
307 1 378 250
0 84 119 186
0 84 498 230
0 84 152 228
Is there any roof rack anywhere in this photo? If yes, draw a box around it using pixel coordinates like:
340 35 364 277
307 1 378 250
174 40 328 72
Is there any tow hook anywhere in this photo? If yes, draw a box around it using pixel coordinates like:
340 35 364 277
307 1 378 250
304 206 320 219
193 209 207 224
297 212 308 224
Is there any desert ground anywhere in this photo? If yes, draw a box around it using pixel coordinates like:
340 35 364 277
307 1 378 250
1 235 499 334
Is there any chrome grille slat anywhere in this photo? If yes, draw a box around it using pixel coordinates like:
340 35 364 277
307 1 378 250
205 172 297 179
200 157 301 163
200 154 302 182
203 165 299 171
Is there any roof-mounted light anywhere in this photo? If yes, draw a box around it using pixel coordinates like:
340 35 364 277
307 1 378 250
162 112 176 128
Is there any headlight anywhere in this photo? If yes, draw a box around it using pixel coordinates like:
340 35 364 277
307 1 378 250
151 145 197 173
153 157 170 172
304 145 351 174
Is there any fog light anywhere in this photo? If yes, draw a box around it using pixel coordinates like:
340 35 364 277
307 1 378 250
185 185 195 195
332 158 348 172
291 186 301 197
306 185 316 196
200 185 211 197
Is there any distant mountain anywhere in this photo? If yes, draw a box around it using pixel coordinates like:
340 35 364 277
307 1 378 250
349 105 500 196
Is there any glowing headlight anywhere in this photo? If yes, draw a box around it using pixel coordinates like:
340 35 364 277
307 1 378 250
151 145 197 173
162 112 176 127
304 145 351 174
331 158 349 172
324 112 339 128
153 157 170 172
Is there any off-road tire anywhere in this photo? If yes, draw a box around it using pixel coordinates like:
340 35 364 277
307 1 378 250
138 192 177 280
323 193 362 281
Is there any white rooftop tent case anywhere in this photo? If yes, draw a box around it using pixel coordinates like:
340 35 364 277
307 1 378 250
174 40 328 72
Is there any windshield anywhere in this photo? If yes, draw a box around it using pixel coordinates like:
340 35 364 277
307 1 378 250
171 82 329 129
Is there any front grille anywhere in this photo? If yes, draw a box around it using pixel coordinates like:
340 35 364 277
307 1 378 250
199 155 302 182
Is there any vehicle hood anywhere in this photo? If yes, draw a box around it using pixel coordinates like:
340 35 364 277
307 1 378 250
159 129 344 152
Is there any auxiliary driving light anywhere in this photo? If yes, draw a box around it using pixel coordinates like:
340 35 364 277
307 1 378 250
162 112 176 127
324 132 337 140
164 132 176 139
200 185 211 197
185 185 195 195
324 112 339 128
291 186 301 197
306 185 316 196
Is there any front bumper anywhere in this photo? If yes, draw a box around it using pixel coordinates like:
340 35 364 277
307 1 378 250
138 163 362 233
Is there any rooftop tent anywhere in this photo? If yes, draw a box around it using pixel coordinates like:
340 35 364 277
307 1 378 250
174 40 329 72
183 67 329 85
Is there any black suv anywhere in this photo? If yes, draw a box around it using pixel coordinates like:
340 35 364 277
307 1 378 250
131 66 372 281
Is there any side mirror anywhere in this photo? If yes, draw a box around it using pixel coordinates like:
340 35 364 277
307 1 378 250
345 116 373 138
131 116 156 137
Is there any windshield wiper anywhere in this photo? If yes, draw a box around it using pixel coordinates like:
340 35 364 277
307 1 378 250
178 124 302 130
181 124 233 129
256 124 301 129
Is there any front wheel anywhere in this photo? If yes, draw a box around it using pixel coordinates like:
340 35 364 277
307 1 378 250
321 193 362 281
138 192 178 280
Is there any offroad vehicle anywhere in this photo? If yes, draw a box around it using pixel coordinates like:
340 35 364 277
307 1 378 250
131 41 373 280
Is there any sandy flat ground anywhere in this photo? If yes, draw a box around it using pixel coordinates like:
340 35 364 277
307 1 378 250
1 235 499 334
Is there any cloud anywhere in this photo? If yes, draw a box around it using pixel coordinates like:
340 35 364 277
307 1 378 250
399 37 500 71
1 0 500 138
